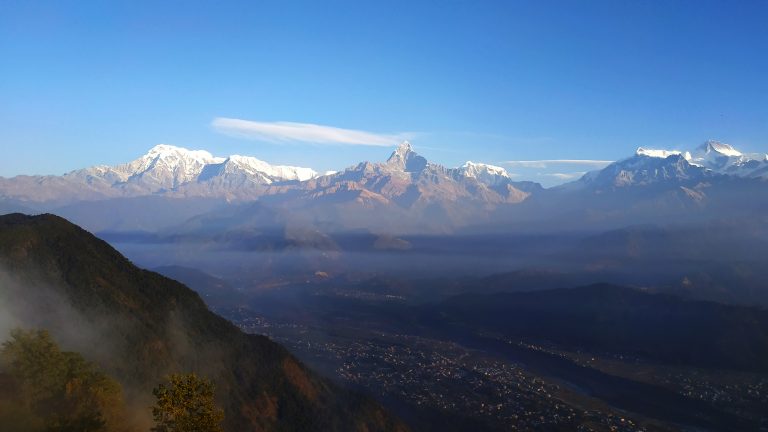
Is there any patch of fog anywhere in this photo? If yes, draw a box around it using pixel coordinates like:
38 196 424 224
109 242 559 283
0 267 96 352
0 265 154 428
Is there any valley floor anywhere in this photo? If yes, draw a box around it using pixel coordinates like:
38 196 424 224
222 305 767 432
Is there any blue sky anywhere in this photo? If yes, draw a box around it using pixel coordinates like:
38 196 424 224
1 0 767 185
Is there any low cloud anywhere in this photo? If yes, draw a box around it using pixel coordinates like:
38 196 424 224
212 117 410 147
502 159 613 169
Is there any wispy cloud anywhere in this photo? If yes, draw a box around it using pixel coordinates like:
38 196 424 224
212 117 410 147
543 172 587 180
502 159 613 169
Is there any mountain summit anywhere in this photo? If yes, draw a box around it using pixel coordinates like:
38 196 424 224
0 142 541 234
696 140 743 158
458 161 514 187
385 141 428 172
570 140 768 190
0 144 320 203
688 140 768 178
96 144 226 189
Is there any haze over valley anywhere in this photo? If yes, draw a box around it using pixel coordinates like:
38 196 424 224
3 2 768 431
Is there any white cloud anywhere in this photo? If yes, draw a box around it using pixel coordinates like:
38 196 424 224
502 159 613 169
212 117 410 147
543 172 587 180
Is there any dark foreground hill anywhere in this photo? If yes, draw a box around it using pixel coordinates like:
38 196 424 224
0 213 406 432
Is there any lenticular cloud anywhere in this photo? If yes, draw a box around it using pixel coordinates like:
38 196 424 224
212 117 408 147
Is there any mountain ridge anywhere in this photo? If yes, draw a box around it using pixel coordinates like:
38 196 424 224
1 140 767 235
0 213 407 432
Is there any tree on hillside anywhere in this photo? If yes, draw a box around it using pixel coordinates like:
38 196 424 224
151 373 224 432
0 328 125 432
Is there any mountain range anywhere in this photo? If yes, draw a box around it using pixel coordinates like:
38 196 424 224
0 142 530 204
0 139 766 235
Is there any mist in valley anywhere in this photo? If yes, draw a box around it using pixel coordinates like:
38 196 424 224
4 1 768 430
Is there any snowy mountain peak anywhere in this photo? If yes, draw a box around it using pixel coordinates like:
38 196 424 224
461 161 508 173
388 141 414 160
143 144 224 164
573 140 768 188
59 144 322 193
696 140 742 157
114 144 226 187
687 140 768 178
459 161 511 186
575 149 706 189
635 147 689 159
223 155 318 182
386 141 427 172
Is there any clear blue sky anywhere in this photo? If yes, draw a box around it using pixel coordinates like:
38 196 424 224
2 0 767 185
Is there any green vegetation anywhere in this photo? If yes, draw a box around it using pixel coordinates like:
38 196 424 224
152 373 224 432
0 328 125 432
0 329 228 432
0 213 406 431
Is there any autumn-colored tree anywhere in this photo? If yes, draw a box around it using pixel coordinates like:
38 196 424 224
151 373 224 432
0 328 125 432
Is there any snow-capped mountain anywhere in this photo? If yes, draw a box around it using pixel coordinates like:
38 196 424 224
567 140 768 191
688 140 768 178
0 144 319 203
574 147 713 189
70 144 227 190
112 144 318 187
196 154 318 188
457 161 512 187
383 141 428 172
3 138 766 235
301 142 533 205
250 142 538 233
495 140 768 233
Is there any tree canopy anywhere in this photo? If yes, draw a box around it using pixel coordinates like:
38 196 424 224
152 373 224 432
0 328 125 432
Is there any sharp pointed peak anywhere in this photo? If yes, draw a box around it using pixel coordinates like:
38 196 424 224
393 140 414 155
386 141 427 172
388 141 418 161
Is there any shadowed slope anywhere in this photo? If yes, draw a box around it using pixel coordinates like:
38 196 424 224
0 213 406 432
